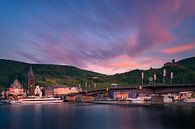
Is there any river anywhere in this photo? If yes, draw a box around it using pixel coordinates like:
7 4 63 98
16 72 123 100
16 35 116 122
0 103 195 129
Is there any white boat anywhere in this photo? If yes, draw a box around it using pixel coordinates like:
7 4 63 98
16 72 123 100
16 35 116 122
127 97 151 103
11 97 63 104
163 95 173 103
131 98 144 103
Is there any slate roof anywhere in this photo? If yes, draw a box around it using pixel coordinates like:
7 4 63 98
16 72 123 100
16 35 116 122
10 79 22 89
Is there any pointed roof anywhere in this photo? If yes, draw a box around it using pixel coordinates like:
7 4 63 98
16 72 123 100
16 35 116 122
28 65 34 76
11 79 22 89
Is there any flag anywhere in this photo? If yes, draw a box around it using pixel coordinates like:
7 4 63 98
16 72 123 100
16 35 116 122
142 72 144 79
171 72 173 79
163 69 166 77
154 74 156 81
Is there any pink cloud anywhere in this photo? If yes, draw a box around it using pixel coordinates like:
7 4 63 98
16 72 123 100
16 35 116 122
160 43 195 54
85 55 164 75
146 14 174 44
13 0 195 75
164 0 195 27
127 32 138 46
110 62 138 68
138 13 175 46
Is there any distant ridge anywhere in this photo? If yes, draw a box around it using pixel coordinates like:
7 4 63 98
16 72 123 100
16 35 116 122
0 56 195 89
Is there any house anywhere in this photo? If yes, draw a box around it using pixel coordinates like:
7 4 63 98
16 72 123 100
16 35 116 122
45 86 82 97
44 86 54 97
113 92 129 100
109 90 139 100
34 85 42 97
6 79 26 100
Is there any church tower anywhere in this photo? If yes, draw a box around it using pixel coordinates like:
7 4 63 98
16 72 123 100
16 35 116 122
27 65 35 96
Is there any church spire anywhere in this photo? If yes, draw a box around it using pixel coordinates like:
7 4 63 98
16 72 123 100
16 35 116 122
27 65 35 96
28 65 34 76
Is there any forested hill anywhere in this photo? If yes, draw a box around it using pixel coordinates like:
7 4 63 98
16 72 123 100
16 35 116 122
0 57 195 90
112 57 195 85
0 59 105 89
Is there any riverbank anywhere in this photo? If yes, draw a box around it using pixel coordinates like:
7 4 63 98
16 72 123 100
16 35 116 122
1 99 195 107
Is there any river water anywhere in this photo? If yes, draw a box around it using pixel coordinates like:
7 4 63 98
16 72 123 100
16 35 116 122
0 103 195 129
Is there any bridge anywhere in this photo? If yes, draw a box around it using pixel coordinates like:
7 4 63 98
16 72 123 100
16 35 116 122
65 84 195 103
83 84 195 96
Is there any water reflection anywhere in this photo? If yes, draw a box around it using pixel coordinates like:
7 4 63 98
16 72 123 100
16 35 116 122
0 103 195 129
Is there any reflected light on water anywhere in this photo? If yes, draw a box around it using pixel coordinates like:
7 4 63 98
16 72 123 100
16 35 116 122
0 103 195 129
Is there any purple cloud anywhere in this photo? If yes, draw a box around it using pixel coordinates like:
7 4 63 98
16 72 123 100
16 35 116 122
0 0 195 74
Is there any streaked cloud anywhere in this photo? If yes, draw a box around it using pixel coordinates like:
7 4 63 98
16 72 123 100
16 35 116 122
160 43 195 54
0 0 195 74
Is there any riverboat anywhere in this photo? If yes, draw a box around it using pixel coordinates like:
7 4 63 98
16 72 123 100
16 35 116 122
183 98 195 103
126 96 151 103
10 97 63 104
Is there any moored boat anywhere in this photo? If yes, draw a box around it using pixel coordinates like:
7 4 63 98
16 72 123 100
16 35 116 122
11 97 63 104
184 98 195 103
127 97 151 103
163 95 173 103
0 99 10 105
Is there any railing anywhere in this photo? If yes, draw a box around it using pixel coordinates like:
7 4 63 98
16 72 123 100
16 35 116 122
65 84 195 96
143 83 195 87
85 84 195 93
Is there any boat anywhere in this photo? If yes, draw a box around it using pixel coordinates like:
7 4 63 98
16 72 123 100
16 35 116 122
163 95 173 103
10 97 63 104
0 99 10 105
184 98 195 103
127 97 151 104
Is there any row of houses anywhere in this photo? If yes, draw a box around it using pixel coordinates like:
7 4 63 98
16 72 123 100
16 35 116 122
45 86 82 97
0 65 82 100
0 79 82 99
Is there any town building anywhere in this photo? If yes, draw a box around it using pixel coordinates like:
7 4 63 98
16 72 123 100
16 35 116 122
6 79 26 99
44 86 54 97
113 91 129 100
164 59 179 67
45 86 82 97
27 65 35 96
109 90 140 100
34 85 42 97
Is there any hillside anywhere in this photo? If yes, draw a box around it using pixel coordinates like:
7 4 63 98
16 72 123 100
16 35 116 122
112 57 195 85
0 57 195 90
0 59 105 89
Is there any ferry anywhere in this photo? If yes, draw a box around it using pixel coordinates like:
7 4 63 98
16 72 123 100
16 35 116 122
10 97 64 104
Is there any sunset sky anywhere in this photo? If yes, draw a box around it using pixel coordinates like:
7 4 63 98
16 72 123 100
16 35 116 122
0 0 195 75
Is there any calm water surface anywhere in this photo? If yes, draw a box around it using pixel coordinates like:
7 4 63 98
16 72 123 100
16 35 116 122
0 103 195 129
